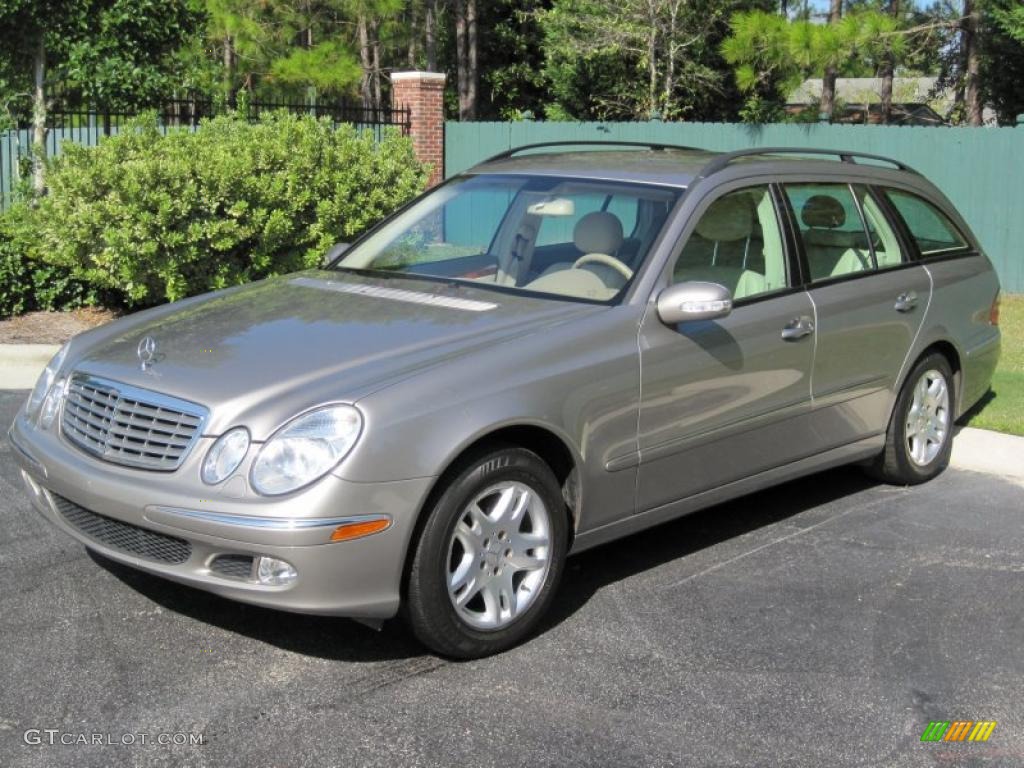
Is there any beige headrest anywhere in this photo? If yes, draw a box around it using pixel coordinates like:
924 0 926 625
574 212 624 255
801 195 846 229
695 196 753 242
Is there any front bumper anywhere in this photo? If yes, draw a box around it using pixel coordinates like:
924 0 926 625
9 413 434 619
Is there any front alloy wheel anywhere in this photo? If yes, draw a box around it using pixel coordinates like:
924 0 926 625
446 481 552 630
406 446 568 658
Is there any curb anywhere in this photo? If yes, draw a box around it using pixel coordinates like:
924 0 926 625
0 344 60 390
950 427 1024 486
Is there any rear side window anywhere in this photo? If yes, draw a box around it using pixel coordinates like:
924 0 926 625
782 183 872 282
883 190 969 256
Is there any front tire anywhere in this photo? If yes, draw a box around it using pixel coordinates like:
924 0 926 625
870 352 955 485
406 446 568 658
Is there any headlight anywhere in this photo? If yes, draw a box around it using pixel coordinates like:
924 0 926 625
250 405 362 496
38 377 67 429
26 343 69 422
201 427 251 485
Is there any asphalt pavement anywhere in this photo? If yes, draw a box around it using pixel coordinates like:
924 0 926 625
1 389 1022 768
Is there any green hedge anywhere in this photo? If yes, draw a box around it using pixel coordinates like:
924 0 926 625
0 112 428 317
0 204 96 317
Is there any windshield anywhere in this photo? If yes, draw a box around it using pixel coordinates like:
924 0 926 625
335 174 682 303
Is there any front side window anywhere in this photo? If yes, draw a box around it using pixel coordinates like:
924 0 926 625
672 185 788 301
336 174 681 303
883 189 969 257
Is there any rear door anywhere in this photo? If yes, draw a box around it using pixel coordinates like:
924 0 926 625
780 182 932 448
636 184 817 512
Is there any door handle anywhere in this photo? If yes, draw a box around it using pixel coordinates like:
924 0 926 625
895 291 918 312
781 316 815 341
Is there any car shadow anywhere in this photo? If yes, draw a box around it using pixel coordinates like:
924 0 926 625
957 388 996 428
90 465 878 663
538 465 877 634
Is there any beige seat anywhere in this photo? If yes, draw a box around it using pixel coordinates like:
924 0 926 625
526 211 626 299
675 195 768 300
800 195 871 279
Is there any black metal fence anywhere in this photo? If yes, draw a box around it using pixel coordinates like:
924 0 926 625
1 96 411 209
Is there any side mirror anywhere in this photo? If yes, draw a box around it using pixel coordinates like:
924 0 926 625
656 281 733 325
321 242 351 268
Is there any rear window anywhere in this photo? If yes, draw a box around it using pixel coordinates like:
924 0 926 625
883 189 969 257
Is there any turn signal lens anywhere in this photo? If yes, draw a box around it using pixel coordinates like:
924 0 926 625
989 293 1000 326
330 518 391 542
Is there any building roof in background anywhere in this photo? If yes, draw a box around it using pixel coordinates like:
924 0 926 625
787 76 957 126
789 76 943 106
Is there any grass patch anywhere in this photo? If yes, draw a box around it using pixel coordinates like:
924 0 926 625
962 293 1024 436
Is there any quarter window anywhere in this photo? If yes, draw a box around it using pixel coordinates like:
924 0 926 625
883 189 969 256
673 186 788 300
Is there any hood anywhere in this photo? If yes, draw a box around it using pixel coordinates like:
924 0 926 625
70 270 598 436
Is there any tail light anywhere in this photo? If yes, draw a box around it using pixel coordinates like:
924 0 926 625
989 292 1000 326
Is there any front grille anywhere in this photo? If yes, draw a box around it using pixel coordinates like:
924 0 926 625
52 494 191 564
61 374 207 471
210 554 255 581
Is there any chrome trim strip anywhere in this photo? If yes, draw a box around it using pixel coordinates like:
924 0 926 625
152 506 391 530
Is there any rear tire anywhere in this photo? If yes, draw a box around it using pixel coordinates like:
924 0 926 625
869 352 955 485
406 445 568 659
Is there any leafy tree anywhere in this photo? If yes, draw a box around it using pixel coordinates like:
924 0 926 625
975 0 1024 123
934 0 1024 124
0 0 197 190
539 0 775 122
722 7 907 123
484 0 551 120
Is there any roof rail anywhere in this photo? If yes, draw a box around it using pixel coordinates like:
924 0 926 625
480 140 707 165
695 147 917 180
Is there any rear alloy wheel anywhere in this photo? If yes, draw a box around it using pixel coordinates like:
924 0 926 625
870 353 955 485
905 368 951 467
406 446 568 658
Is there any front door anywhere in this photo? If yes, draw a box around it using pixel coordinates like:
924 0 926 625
637 185 816 512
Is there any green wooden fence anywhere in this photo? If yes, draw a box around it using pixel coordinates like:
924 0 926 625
445 120 1024 293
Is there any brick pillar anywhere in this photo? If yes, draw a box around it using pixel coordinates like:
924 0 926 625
391 71 446 187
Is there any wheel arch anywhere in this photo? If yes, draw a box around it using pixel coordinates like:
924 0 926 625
904 337 964 415
399 421 583 600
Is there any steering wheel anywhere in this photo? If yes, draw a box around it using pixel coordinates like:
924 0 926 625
573 253 634 281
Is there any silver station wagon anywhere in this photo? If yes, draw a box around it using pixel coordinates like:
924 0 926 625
10 143 1001 658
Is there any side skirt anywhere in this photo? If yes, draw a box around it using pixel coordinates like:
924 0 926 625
569 434 884 554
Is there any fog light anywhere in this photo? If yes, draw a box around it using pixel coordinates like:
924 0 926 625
256 556 297 585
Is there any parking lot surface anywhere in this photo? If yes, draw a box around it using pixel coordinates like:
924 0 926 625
1 390 1022 768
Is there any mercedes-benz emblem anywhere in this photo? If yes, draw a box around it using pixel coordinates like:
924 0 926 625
137 336 158 370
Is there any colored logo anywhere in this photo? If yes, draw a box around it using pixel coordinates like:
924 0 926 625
920 721 997 742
